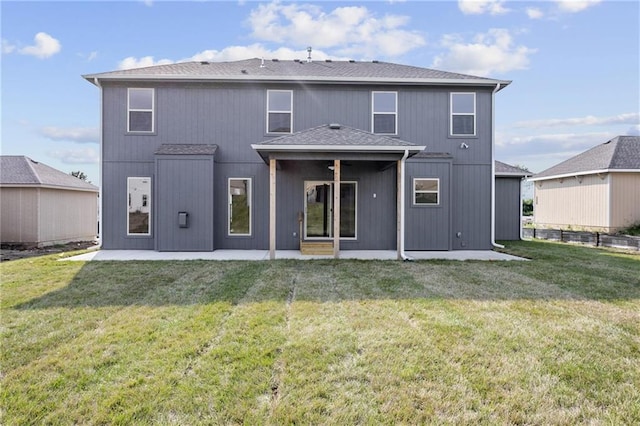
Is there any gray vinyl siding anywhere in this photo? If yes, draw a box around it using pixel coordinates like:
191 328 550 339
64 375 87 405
405 160 452 250
495 177 522 241
272 161 397 250
451 164 493 250
155 155 214 251
214 163 269 249
100 81 495 251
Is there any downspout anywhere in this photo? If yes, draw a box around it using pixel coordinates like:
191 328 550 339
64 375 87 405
399 149 412 260
490 83 504 249
94 77 103 248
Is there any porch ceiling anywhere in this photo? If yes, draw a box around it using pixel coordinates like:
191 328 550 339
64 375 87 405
251 124 425 163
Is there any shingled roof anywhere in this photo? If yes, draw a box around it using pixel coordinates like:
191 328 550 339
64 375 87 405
0 156 98 191
531 135 640 181
84 58 510 89
495 160 531 177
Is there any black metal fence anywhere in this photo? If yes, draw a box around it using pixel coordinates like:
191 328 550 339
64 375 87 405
522 228 640 251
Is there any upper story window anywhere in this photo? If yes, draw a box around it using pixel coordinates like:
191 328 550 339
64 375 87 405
413 178 439 205
128 88 154 133
267 90 292 133
450 92 476 136
372 91 397 134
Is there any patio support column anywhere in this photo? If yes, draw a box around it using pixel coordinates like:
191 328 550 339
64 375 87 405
397 158 402 260
269 157 276 260
333 159 340 258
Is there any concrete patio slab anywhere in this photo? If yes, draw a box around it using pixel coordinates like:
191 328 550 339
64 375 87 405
65 249 526 261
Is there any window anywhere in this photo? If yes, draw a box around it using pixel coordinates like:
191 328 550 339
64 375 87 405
228 178 251 236
450 93 475 136
413 178 439 205
128 88 154 132
372 91 397 134
128 177 151 235
267 90 292 133
304 181 357 239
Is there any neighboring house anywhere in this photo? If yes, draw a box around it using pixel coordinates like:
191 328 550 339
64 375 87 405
0 156 99 247
83 58 511 257
495 161 531 240
530 135 640 233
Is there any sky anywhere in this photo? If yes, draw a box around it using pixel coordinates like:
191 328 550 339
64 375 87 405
1 0 639 185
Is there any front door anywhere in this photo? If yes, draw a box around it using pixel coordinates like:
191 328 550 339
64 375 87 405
304 181 357 240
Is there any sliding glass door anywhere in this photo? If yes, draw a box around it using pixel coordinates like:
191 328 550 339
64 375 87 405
304 181 356 239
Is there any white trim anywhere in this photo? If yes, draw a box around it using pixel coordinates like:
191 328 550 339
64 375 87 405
303 180 357 240
127 88 154 133
266 90 293 134
371 91 397 135
412 178 440 206
84 74 511 87
95 78 103 247
228 177 252 236
252 144 426 152
529 169 639 182
450 92 476 136
127 177 151 236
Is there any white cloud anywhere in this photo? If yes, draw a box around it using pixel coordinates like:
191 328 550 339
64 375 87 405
246 2 425 58
40 126 99 144
2 39 16 54
19 32 61 59
88 51 98 61
555 0 601 13
48 148 100 164
514 113 640 128
627 125 640 136
432 28 536 76
189 44 338 62
458 0 509 15
118 56 173 70
526 8 544 19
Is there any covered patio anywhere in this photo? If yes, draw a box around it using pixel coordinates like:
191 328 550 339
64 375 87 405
251 124 426 260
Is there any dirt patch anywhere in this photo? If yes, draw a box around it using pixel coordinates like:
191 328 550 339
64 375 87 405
0 241 98 262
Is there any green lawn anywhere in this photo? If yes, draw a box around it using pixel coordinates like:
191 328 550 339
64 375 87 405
1 241 639 425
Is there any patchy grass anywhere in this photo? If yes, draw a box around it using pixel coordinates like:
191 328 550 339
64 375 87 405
1 241 639 424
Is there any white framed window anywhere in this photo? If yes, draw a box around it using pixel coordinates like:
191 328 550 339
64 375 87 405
372 91 397 134
127 177 151 235
450 92 476 136
413 178 439 205
228 178 251 236
267 90 292 133
128 88 154 133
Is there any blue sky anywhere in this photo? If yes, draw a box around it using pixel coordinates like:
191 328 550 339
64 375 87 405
2 0 638 184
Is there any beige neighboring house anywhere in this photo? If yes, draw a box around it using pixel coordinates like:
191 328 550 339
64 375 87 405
0 156 98 247
530 135 640 233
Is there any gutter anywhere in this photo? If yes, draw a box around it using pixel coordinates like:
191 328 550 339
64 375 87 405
490 83 504 249
94 77 103 248
399 149 412 261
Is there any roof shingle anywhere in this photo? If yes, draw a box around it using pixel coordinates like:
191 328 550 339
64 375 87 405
0 156 98 191
532 136 640 180
84 58 510 88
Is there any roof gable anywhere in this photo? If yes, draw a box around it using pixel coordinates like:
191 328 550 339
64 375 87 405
0 156 98 191
84 58 510 88
532 136 640 180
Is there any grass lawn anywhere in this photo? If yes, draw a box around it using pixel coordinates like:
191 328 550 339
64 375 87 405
1 240 639 425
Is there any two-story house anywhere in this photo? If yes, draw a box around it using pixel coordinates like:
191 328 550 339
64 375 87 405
84 58 510 258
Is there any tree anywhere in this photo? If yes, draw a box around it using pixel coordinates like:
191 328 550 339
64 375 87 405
70 171 89 182
522 198 533 216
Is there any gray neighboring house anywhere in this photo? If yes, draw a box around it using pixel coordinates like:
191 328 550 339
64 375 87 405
530 135 640 233
0 156 98 247
83 58 511 257
495 161 531 241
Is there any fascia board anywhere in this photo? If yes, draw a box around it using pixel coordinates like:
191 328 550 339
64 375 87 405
84 74 511 88
528 169 640 182
251 144 426 152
